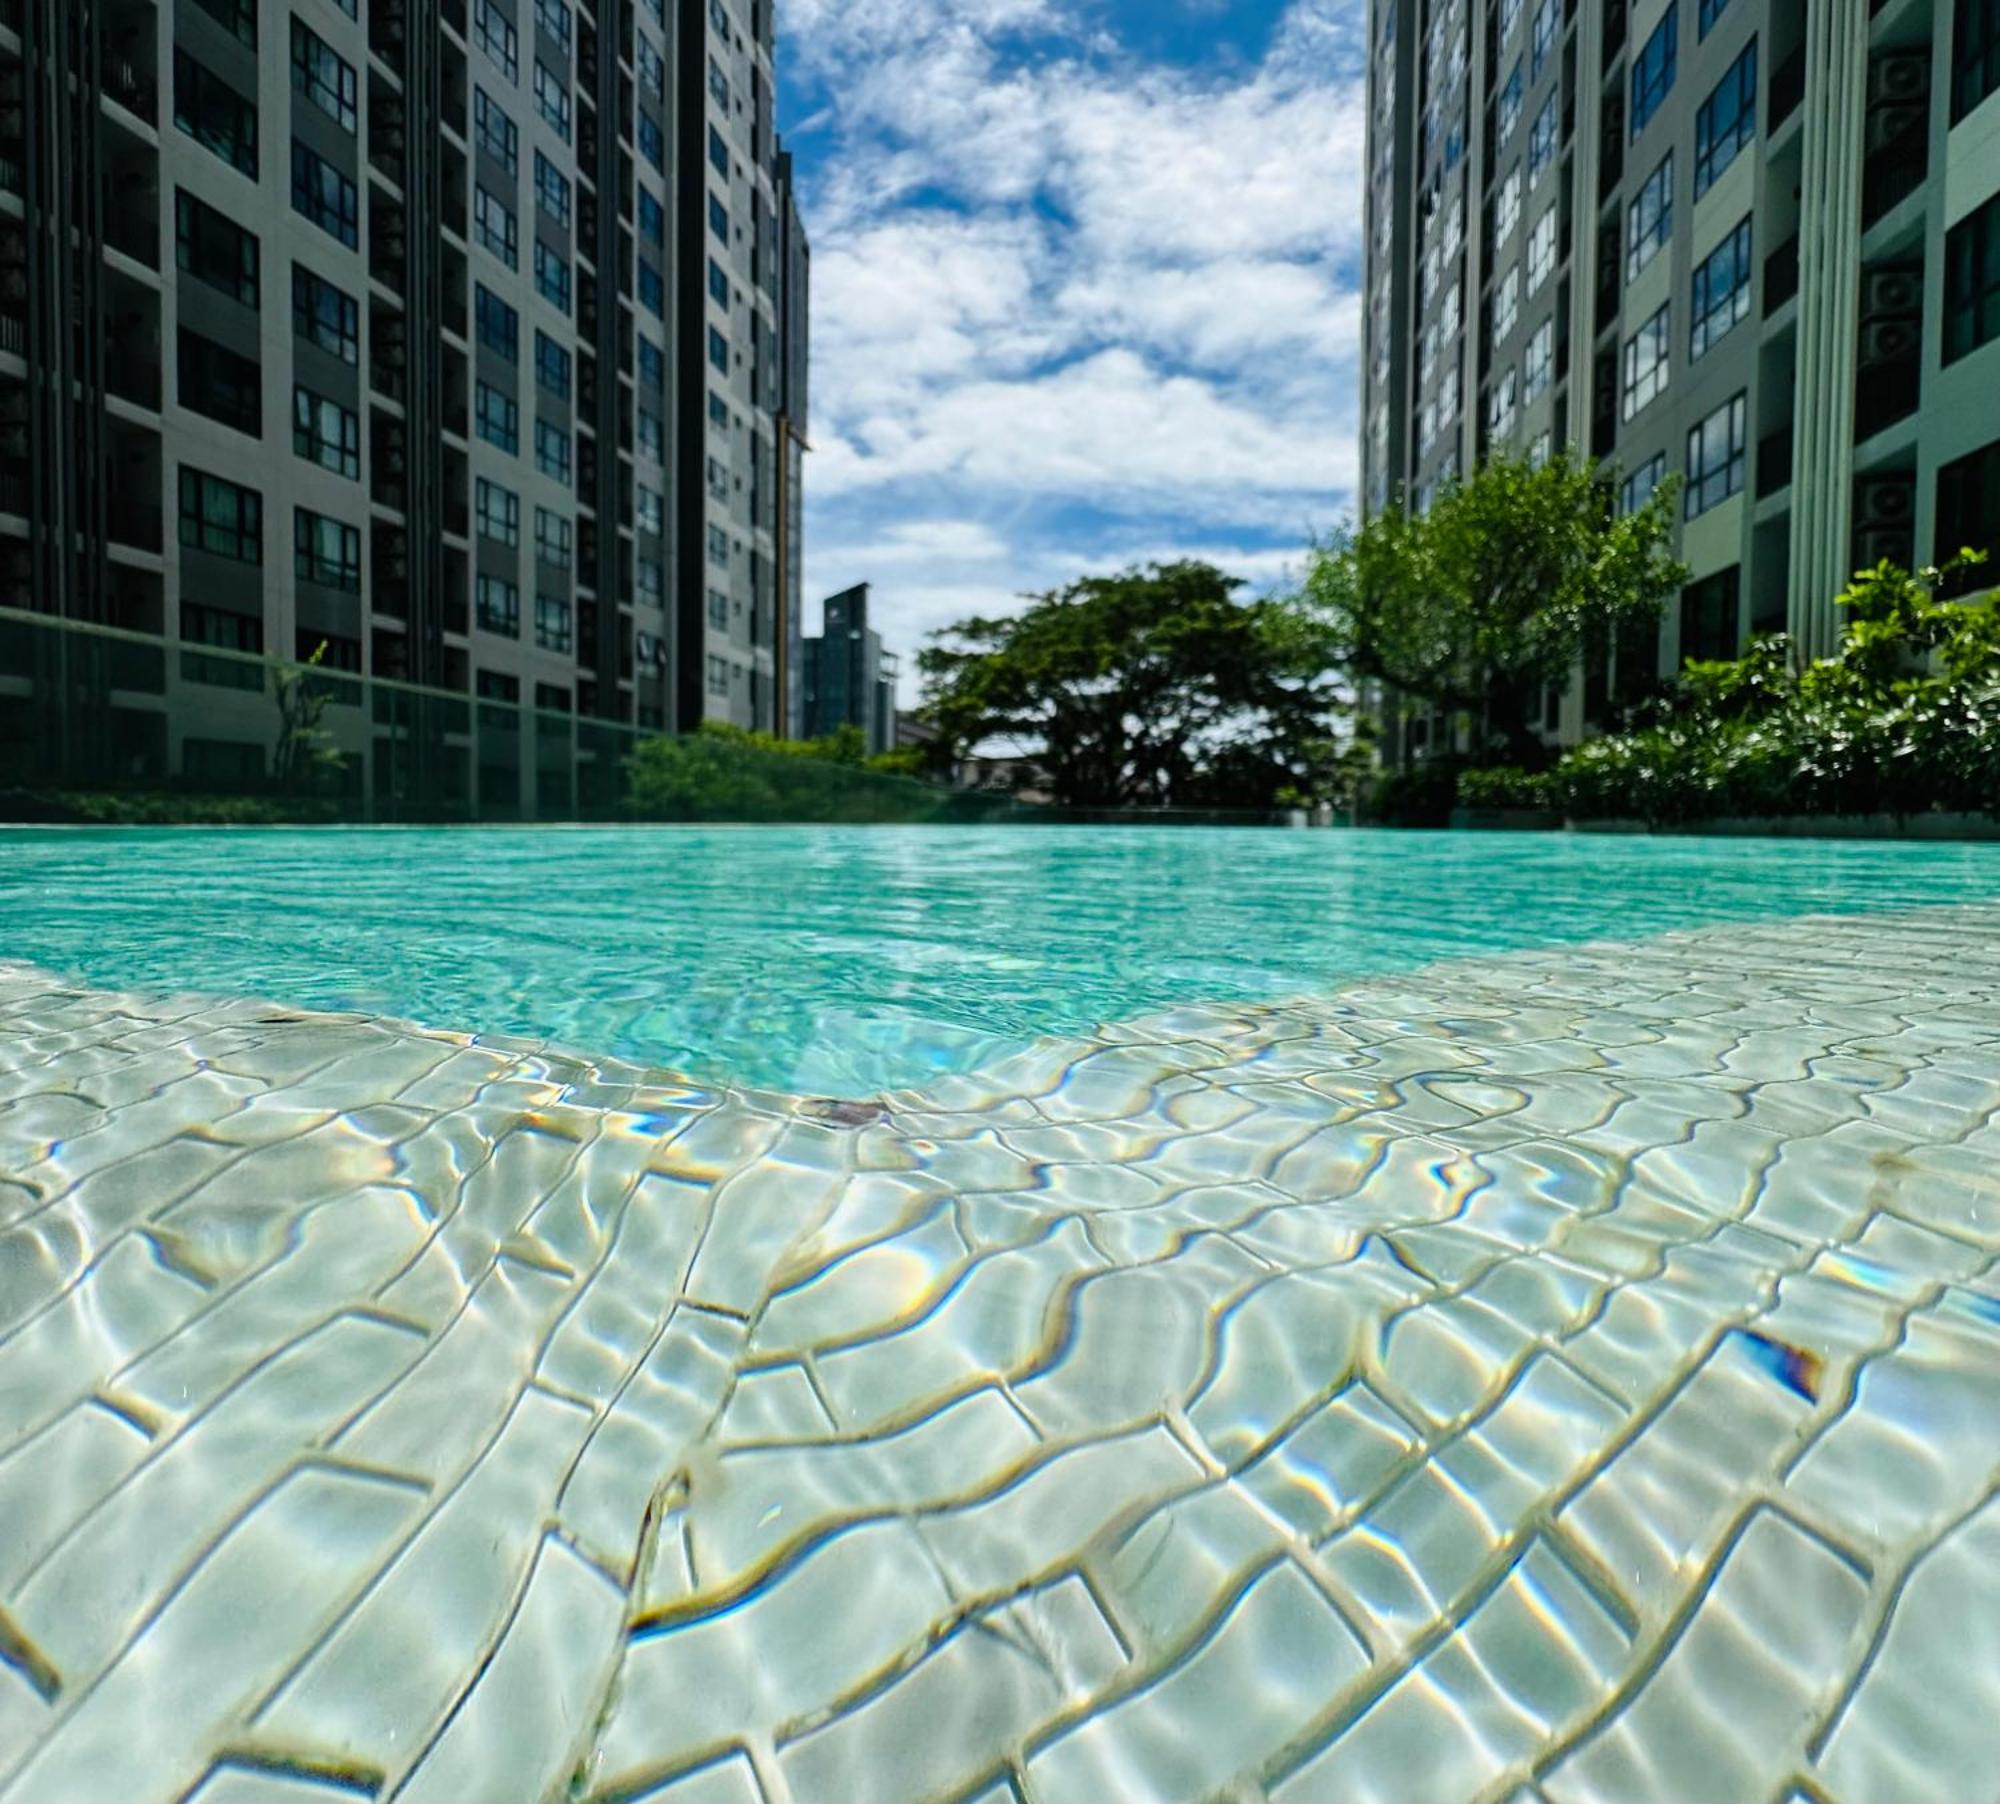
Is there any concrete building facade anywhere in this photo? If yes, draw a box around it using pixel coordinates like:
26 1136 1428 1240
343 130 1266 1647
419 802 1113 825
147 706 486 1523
0 0 805 810
1362 0 2000 753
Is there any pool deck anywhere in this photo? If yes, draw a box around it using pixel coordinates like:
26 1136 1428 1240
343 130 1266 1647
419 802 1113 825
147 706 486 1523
0 906 1997 1802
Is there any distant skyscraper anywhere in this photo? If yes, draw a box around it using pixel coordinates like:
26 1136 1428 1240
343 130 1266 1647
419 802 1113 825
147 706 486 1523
802 582 897 755
1362 0 2000 756
0 0 806 808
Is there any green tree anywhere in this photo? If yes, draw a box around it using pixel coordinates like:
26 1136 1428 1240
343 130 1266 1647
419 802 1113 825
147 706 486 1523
1304 451 1687 763
916 561 1346 810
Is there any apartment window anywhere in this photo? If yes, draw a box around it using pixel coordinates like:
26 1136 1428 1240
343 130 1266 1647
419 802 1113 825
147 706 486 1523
1685 391 1747 517
291 20 358 133
1494 167 1522 244
1526 206 1557 293
475 186 519 268
1680 567 1740 664
638 189 666 244
536 420 571 484
535 507 572 567
707 587 729 628
475 0 519 81
534 241 571 314
709 259 730 307
637 559 664 604
178 331 261 436
1442 194 1464 260
535 0 572 54
638 114 665 172
1690 217 1753 360
1524 318 1554 399
1622 303 1671 420
189 0 256 48
706 454 729 501
709 195 729 241
638 487 664 536
1488 367 1517 439
638 262 665 317
182 603 263 659
1956 0 2000 122
707 523 729 567
1528 431 1552 468
534 331 571 397
1621 452 1667 516
175 192 259 307
534 62 571 141
535 594 572 652
637 337 664 392
293 266 360 364
1494 265 1520 342
475 89 519 173
1945 189 2000 364
1694 40 1757 199
174 53 258 179
294 509 361 591
476 478 521 546
709 391 730 429
1527 94 1558 186
1631 5 1678 140
534 152 570 227
1935 435 2000 572
1531 0 1559 77
1698 0 1735 35
476 381 520 453
710 0 730 34
1496 61 1524 147
477 575 521 636
709 57 730 110
709 126 730 178
536 681 571 712
293 386 360 478
1626 153 1674 281
291 143 359 249
476 285 520 363
637 35 666 99
637 408 664 460
178 469 262 563
708 326 730 374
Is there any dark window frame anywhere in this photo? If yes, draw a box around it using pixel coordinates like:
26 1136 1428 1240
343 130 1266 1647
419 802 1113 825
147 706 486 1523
175 190 260 307
1631 4 1679 140
294 508 363 592
1945 190 2000 366
177 467 263 563
290 141 359 249
1693 38 1758 199
292 264 360 365
174 52 259 178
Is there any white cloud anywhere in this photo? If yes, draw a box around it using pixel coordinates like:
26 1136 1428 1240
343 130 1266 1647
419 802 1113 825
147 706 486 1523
779 0 1368 697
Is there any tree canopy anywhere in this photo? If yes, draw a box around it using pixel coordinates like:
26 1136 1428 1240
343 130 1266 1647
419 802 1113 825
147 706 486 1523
915 561 1353 810
1304 451 1686 762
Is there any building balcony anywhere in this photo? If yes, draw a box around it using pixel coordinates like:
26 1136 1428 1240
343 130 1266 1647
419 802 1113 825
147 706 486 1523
1770 45 1805 132
1763 236 1799 316
1756 427 1794 498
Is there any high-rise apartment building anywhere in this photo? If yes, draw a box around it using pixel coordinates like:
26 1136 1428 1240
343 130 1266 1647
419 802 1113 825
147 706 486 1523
0 0 805 808
1362 0 2000 756
673 0 787 736
772 143 810 742
802 582 897 756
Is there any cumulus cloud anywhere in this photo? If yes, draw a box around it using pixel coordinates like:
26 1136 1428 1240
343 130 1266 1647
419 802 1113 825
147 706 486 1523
777 0 1368 696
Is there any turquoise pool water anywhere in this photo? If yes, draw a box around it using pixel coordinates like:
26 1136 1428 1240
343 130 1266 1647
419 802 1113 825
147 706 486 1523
2 825 1998 1092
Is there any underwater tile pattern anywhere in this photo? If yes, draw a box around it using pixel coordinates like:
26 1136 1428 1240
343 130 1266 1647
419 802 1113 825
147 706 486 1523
0 906 1997 1802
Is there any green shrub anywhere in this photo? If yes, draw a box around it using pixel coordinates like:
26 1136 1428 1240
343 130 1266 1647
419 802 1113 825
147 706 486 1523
1479 557 2000 824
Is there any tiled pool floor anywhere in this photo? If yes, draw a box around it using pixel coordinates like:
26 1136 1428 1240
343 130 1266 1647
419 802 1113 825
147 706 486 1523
1 906 1997 1802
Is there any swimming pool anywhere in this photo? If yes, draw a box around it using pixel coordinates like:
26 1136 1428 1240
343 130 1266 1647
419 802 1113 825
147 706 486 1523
2 828 1998 1802
4 824 1999 1092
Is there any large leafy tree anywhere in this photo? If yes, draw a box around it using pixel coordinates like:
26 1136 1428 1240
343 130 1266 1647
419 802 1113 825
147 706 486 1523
917 561 1347 810
1304 451 1686 762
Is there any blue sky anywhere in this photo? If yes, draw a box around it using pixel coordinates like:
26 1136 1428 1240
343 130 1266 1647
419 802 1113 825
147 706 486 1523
773 0 1370 696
